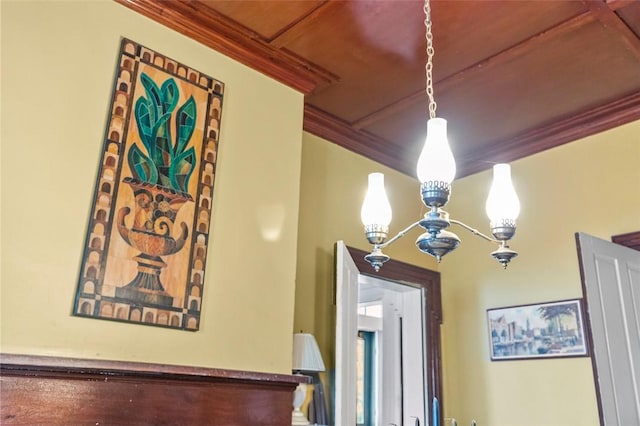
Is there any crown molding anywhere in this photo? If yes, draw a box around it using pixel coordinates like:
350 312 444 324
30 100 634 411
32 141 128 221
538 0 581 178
303 105 414 177
114 0 337 95
305 91 640 178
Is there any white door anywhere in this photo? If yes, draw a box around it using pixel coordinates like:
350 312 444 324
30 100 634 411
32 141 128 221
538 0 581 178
577 232 640 426
401 290 427 425
337 242 427 426
335 241 359 426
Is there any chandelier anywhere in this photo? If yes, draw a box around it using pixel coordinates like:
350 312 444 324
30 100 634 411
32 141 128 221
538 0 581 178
360 0 521 271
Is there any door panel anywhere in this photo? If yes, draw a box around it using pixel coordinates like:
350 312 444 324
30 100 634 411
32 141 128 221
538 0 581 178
335 241 359 426
337 244 442 426
402 290 427 425
577 232 640 426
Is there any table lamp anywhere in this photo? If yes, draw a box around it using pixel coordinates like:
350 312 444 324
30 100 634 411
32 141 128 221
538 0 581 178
292 333 326 425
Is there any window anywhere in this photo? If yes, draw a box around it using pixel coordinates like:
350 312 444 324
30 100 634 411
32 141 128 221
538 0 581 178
357 330 376 426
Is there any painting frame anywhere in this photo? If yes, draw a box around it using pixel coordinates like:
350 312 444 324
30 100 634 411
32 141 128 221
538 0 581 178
72 38 225 331
487 299 589 361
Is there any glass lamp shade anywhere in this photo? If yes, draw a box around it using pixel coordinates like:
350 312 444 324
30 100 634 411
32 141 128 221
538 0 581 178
360 173 392 227
292 333 325 372
416 118 457 184
485 164 520 225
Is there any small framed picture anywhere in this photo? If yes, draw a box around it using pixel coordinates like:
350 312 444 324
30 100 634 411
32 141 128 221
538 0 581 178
487 299 588 361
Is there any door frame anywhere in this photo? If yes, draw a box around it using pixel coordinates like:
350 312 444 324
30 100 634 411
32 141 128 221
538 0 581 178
612 231 640 251
345 245 443 425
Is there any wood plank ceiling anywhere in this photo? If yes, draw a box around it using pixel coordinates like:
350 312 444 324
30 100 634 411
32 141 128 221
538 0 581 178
118 0 640 178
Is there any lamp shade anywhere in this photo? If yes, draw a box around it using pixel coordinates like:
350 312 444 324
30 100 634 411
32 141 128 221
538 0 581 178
360 173 392 228
416 117 456 184
485 164 520 224
292 333 325 372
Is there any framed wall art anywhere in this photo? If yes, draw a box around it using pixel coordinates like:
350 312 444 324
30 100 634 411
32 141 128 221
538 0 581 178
487 299 588 360
72 38 225 331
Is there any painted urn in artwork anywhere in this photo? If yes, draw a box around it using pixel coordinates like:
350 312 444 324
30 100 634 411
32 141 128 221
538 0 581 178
116 73 197 306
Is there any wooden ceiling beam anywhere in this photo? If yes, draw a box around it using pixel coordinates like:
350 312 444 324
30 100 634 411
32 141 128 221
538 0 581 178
352 91 426 130
585 1 640 60
115 0 337 94
351 10 597 130
265 1 329 43
605 0 638 12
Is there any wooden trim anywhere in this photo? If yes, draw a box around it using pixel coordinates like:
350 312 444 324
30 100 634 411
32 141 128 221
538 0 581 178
437 10 597 96
304 104 414 176
307 89 640 179
114 0 338 95
1 353 304 425
352 90 425 131
612 231 640 251
456 90 640 176
266 1 329 44
353 11 596 131
346 246 442 321
606 0 638 11
0 353 304 384
586 1 640 61
345 246 443 425
117 0 640 179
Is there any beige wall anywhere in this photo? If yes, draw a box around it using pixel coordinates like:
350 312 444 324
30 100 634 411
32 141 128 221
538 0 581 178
296 122 639 424
294 132 438 367
3 0 639 420
441 119 640 426
1 1 303 374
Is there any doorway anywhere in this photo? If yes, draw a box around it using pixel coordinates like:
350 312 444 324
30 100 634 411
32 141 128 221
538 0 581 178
357 274 425 425
335 242 442 426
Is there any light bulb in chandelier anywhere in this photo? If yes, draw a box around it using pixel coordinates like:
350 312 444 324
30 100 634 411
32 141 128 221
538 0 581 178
416 118 456 185
358 0 521 271
485 164 520 241
416 118 457 208
361 172 392 245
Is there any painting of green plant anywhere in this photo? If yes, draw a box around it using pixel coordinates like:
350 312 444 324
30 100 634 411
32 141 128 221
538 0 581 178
128 73 197 193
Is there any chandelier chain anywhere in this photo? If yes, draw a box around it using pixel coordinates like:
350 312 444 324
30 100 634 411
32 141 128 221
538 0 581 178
424 0 436 119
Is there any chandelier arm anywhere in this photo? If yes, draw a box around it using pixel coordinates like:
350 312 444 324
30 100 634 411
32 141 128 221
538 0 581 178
450 219 500 244
377 220 424 249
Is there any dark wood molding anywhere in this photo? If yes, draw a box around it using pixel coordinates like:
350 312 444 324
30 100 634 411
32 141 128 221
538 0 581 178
586 1 640 60
115 0 640 180
306 90 640 178
354 11 596 131
606 0 638 12
1 353 304 425
304 104 414 176
114 0 337 95
345 246 443 425
612 231 640 251
457 90 640 176
351 90 425 131
346 246 442 322
302 2 638 178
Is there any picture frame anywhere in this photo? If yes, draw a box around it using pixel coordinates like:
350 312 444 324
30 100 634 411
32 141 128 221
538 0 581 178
72 38 225 331
487 299 588 361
